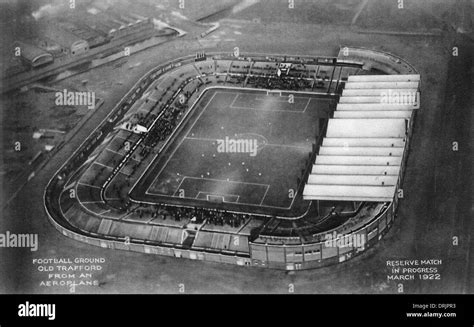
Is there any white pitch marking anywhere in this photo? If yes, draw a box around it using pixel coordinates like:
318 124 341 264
185 136 308 150
172 177 187 197
259 185 270 206
228 105 307 113
229 93 239 108
144 92 219 195
302 97 312 113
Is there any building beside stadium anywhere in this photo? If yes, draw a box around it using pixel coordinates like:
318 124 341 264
14 41 54 68
44 47 420 270
41 23 90 56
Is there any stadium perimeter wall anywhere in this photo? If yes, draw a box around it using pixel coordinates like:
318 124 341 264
44 50 417 270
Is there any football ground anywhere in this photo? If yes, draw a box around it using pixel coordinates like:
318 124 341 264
131 88 336 216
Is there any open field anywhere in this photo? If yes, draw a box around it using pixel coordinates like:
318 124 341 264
132 88 334 216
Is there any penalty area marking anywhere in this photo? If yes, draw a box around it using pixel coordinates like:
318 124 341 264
150 175 271 207
229 103 308 113
254 95 308 102
229 93 239 108
195 191 240 203
218 90 310 113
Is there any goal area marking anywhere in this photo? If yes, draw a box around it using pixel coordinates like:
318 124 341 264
266 90 283 96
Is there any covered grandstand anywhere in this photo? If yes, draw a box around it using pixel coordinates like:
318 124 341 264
303 74 420 202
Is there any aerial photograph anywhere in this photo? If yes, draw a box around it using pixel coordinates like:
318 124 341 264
0 0 472 324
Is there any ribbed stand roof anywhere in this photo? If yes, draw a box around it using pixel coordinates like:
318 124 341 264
303 74 420 202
